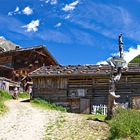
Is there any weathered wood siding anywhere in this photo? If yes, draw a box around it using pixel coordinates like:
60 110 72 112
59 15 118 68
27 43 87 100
92 76 109 105
33 77 68 104
116 74 140 104
32 73 140 113
0 55 12 67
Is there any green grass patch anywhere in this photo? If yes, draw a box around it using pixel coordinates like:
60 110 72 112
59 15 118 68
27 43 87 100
0 89 12 115
31 98 67 112
0 89 12 100
108 108 140 140
129 54 140 63
0 101 7 114
81 114 106 121
18 92 30 98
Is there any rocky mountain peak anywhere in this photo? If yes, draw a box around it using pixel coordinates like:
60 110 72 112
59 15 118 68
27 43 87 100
0 36 21 52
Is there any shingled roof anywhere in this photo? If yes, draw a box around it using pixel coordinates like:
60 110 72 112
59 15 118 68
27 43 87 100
0 45 58 65
29 64 140 77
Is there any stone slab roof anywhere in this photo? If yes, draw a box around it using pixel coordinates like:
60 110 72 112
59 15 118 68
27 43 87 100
29 64 140 77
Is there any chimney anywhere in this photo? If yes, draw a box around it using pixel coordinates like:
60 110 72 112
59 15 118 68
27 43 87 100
15 46 20 50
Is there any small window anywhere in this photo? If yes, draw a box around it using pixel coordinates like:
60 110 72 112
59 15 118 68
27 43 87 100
77 89 85 97
68 89 86 97
69 89 77 97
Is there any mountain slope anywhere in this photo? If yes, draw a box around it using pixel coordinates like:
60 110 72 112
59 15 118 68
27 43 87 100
0 37 19 52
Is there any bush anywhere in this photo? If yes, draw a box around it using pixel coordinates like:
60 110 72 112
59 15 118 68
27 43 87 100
31 98 67 112
109 108 140 140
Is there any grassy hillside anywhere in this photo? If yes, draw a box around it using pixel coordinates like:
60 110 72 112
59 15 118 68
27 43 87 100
129 55 140 63
0 90 12 114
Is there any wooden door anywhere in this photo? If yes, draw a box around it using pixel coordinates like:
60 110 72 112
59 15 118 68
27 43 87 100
80 98 90 114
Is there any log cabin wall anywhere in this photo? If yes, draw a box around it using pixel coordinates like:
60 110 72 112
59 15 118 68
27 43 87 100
116 74 140 104
32 77 68 107
30 64 140 113
0 66 14 79
32 75 110 113
92 76 109 105
0 55 12 67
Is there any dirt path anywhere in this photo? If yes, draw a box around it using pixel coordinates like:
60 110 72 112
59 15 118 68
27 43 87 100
0 99 58 140
0 99 109 140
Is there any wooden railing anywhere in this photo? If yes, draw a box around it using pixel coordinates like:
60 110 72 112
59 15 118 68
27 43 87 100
92 104 107 115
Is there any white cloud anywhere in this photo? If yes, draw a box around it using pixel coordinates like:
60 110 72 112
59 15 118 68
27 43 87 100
15 7 19 12
23 6 33 15
96 61 108 65
123 45 140 63
40 0 57 5
8 6 20 16
40 0 49 3
50 0 57 5
8 12 12 16
0 36 5 39
65 14 71 19
45 0 50 3
55 22 62 27
97 45 140 65
22 20 40 32
70 1 140 40
62 0 79 12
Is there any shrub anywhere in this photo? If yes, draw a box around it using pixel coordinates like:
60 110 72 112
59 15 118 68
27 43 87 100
109 108 140 140
31 98 67 112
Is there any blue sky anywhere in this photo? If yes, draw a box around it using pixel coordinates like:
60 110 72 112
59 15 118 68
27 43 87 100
0 0 140 65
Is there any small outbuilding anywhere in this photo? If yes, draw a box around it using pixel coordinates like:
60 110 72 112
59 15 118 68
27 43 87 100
0 77 20 92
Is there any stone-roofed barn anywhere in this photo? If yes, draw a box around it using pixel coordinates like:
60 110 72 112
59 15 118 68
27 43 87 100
29 64 140 113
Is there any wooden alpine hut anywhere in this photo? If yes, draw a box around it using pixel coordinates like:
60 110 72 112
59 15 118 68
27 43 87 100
29 64 140 113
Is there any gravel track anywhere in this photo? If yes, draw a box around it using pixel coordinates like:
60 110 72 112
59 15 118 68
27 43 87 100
0 99 57 140
0 99 109 140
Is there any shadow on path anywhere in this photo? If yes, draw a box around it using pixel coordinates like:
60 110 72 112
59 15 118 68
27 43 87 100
20 99 30 103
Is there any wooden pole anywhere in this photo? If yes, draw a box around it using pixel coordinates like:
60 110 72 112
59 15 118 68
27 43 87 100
107 33 124 119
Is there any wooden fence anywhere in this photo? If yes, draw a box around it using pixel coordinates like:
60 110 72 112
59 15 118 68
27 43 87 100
92 104 107 115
